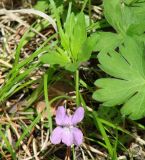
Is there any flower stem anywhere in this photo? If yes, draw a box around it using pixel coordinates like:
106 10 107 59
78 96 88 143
65 146 71 160
75 70 80 106
44 73 52 133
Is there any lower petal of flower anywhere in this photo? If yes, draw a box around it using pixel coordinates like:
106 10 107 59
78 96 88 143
62 127 73 146
50 126 63 144
72 127 83 146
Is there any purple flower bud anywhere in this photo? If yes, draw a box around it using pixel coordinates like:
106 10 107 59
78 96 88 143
50 106 84 146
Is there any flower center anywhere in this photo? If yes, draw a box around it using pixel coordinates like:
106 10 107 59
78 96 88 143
63 125 74 131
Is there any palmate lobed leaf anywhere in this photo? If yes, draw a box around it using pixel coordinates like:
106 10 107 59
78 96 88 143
103 0 124 33
93 37 145 120
94 0 145 58
104 0 145 35
93 32 123 54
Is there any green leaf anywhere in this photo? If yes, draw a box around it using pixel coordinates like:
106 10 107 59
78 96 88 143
78 33 99 61
103 0 145 35
64 13 76 42
60 13 75 55
127 23 145 35
65 62 80 72
40 51 70 67
140 34 145 44
103 0 124 33
123 0 139 5
71 12 87 60
127 1 145 34
59 12 88 62
59 28 70 53
93 32 123 54
34 0 49 12
40 11 95 72
93 37 145 120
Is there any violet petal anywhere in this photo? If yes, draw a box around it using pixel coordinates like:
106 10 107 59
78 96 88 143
55 106 66 125
50 126 63 144
62 127 73 146
72 127 83 146
72 107 84 125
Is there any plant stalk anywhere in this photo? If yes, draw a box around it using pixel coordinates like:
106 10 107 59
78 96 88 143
75 70 80 106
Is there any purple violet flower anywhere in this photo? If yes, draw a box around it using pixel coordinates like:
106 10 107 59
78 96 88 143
50 106 84 146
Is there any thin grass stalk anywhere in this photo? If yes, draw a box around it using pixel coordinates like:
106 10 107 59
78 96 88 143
75 70 80 106
15 113 41 149
93 112 114 158
44 73 52 133
0 125 16 159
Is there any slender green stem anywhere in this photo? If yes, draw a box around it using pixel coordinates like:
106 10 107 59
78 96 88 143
27 79 44 107
75 70 80 106
81 0 88 12
0 125 16 159
88 0 92 25
49 95 74 105
44 74 52 133
93 112 114 158
72 146 76 160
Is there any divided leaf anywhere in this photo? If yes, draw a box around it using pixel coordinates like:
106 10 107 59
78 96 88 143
40 50 70 67
71 13 87 60
40 12 96 72
93 32 123 54
103 0 145 35
103 0 124 33
93 37 145 120
78 33 98 62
